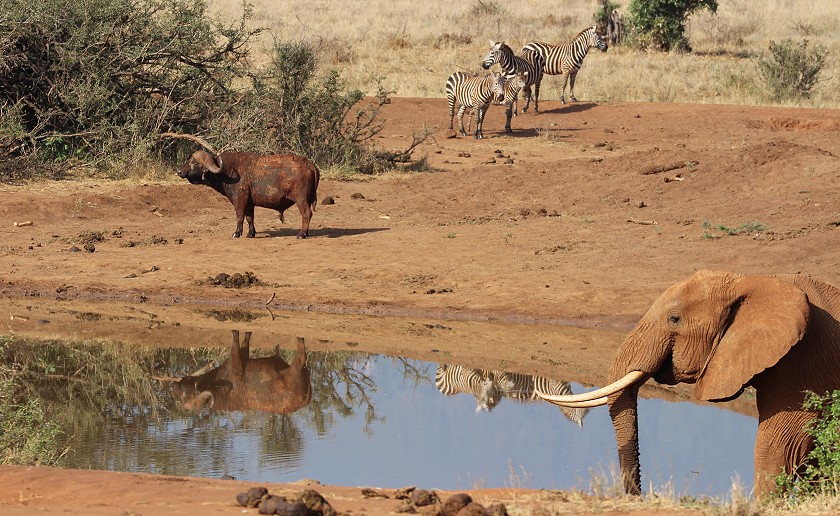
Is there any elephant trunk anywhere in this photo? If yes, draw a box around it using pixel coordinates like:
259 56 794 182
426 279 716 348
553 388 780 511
608 385 642 495
605 321 670 496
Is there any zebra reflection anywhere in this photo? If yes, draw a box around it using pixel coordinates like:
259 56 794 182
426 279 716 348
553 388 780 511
435 364 502 412
434 364 590 426
494 372 589 427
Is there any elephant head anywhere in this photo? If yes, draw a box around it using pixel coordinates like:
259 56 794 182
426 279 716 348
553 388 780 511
537 270 840 498
172 330 312 414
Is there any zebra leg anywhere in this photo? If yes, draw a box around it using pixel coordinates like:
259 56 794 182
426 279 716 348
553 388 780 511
457 105 468 136
534 79 541 113
560 73 570 104
448 96 455 130
473 106 485 139
569 70 578 102
504 102 513 133
522 85 532 113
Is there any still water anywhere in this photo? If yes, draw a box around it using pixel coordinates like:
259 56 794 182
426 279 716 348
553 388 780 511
23 335 759 498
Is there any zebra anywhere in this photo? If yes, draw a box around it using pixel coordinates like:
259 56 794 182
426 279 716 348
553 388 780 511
495 71 529 134
481 41 544 118
494 371 590 427
435 364 502 412
464 71 528 135
445 71 506 139
522 25 608 105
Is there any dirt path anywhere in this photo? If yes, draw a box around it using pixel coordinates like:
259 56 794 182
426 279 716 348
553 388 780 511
0 98 838 513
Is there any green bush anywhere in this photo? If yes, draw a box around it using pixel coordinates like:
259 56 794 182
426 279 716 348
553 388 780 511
0 0 261 175
776 390 840 497
627 0 718 52
0 0 415 179
254 42 392 173
756 39 828 102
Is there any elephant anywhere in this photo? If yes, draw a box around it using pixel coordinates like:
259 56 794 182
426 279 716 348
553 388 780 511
537 270 840 498
171 330 312 414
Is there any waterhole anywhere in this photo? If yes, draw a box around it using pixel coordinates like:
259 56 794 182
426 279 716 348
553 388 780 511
2 304 758 498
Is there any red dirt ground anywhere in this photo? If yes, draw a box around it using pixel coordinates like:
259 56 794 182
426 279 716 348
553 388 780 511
0 97 838 514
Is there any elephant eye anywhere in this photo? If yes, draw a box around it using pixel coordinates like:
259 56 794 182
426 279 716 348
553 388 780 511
668 314 681 325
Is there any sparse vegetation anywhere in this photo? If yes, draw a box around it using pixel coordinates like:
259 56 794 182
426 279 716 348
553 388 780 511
702 220 768 239
756 39 828 101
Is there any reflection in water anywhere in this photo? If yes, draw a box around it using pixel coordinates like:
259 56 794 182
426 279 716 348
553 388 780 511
171 330 311 414
0 332 757 497
434 365 589 426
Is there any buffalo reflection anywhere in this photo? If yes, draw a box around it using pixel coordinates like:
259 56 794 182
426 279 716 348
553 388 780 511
171 330 312 414
435 364 589 425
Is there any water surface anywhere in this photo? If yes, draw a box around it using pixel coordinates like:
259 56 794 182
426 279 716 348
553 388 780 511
19 338 758 497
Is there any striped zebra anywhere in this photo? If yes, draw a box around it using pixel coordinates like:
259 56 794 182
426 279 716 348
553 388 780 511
435 364 502 412
466 71 528 135
495 71 529 134
494 371 590 427
445 71 505 139
522 25 608 105
481 41 544 117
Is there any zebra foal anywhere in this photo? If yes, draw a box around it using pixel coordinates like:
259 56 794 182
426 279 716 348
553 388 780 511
522 25 608 104
481 41 544 116
445 71 505 139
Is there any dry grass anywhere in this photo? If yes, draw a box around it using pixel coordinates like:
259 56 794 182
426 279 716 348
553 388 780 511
208 0 839 108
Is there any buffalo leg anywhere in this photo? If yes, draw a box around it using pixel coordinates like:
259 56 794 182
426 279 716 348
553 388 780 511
296 199 313 239
230 330 250 379
245 204 256 238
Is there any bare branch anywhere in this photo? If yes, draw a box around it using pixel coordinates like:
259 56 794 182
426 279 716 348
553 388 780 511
160 132 219 155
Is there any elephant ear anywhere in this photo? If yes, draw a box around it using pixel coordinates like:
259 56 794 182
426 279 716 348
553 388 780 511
694 275 810 402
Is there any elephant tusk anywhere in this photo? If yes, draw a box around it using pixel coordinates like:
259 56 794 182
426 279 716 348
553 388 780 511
534 370 647 404
538 394 609 408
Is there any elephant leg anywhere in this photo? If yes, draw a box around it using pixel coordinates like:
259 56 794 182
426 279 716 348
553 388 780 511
753 410 815 498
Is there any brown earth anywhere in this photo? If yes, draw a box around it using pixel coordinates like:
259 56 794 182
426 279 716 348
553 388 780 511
0 98 838 514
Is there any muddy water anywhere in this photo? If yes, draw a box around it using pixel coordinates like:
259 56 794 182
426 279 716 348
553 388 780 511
3 300 757 497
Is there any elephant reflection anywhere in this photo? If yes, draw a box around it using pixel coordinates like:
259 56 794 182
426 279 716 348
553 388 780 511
172 330 312 414
434 363 589 425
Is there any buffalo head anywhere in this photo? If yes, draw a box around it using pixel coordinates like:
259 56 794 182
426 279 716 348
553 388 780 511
176 150 224 184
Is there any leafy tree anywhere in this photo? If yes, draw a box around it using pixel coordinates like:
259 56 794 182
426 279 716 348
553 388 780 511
0 0 260 173
627 0 718 52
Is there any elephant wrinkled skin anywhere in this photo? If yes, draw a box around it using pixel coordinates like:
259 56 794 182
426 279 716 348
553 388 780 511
543 270 840 498
172 330 312 414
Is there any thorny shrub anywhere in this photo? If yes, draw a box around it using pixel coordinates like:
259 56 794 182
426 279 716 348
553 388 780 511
756 39 828 102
